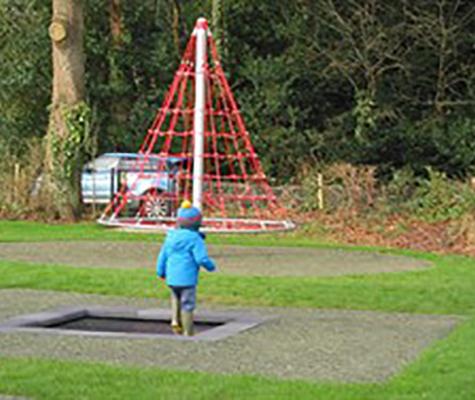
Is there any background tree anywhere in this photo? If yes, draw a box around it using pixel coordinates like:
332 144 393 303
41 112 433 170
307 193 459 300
45 0 90 219
107 0 128 149
403 0 475 116
0 1 51 148
211 0 227 62
1 0 474 197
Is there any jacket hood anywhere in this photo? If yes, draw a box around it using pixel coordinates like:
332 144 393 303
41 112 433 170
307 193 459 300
167 228 198 251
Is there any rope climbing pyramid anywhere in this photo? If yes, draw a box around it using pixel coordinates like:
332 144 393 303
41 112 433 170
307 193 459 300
99 18 295 233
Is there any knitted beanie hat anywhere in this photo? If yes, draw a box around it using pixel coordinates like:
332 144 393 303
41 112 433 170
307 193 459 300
177 200 202 230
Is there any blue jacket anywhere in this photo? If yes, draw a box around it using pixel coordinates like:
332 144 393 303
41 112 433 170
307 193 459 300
156 228 216 287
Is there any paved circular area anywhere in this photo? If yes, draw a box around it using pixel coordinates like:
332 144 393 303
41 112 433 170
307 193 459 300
0 241 431 277
0 289 460 383
0 397 30 400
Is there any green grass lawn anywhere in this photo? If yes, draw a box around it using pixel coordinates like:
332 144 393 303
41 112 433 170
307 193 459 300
0 220 335 247
0 221 474 399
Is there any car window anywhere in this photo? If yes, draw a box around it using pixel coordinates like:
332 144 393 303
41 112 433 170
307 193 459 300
87 156 119 170
119 156 164 171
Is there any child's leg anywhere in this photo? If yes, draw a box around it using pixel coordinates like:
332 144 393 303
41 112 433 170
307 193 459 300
180 286 196 336
170 287 182 334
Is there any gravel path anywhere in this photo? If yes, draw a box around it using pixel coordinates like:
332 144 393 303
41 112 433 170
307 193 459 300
0 289 460 383
0 397 30 400
0 242 431 277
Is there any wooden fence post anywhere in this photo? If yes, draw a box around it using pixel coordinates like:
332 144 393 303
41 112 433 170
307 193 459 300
317 173 324 210
13 163 20 203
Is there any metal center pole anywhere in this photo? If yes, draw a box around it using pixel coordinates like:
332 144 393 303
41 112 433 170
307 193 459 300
192 18 208 210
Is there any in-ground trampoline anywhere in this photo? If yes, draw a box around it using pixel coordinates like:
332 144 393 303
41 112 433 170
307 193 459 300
0 306 267 342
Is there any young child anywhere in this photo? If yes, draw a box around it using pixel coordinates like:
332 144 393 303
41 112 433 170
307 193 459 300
156 200 216 336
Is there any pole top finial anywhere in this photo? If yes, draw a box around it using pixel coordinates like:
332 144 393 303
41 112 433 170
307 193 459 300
196 17 208 30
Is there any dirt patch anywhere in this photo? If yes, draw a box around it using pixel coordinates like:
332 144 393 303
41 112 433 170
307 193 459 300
296 212 475 257
0 289 461 383
0 241 431 277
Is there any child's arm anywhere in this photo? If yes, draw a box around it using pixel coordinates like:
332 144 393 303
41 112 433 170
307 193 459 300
192 237 216 272
156 242 168 279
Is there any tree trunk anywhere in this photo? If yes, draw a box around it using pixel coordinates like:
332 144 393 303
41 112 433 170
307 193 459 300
171 0 182 58
212 0 227 62
109 0 122 45
108 0 128 149
45 0 86 220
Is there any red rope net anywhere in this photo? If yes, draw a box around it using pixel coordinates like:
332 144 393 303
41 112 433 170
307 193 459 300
99 26 294 233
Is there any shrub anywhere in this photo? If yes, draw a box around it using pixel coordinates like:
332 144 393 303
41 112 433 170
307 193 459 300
409 168 475 222
297 163 378 214
0 138 51 219
294 162 475 224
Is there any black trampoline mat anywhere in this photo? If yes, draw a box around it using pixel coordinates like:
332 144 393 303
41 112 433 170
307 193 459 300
47 316 223 335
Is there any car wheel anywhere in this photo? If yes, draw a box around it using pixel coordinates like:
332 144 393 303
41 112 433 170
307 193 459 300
140 190 170 218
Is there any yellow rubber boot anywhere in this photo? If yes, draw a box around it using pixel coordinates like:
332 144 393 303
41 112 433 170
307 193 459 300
182 311 194 336
171 293 182 334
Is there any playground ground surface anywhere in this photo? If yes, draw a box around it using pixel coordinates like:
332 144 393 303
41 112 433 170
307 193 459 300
0 221 474 399
0 240 431 277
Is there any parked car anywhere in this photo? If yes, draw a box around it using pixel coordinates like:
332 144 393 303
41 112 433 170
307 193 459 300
81 153 187 217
